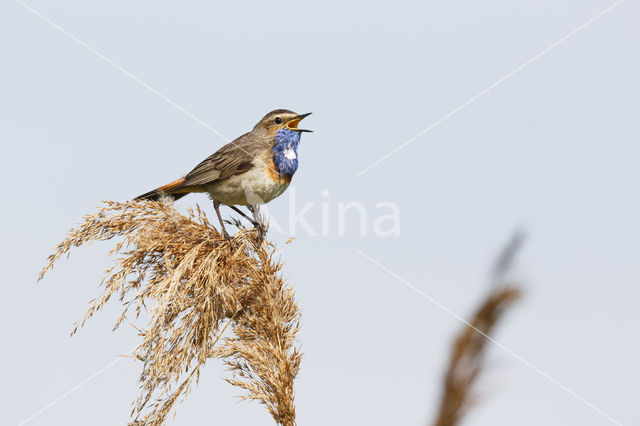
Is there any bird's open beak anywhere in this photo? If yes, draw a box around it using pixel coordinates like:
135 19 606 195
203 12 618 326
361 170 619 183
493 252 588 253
286 112 313 132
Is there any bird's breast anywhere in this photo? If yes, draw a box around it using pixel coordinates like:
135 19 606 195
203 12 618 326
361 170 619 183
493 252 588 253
206 158 291 205
265 157 293 185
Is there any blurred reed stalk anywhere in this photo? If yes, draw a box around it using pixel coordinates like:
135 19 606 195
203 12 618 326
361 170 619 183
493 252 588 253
432 233 524 426
39 200 301 426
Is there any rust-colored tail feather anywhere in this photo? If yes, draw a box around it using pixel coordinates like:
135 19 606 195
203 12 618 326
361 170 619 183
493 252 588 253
135 178 187 201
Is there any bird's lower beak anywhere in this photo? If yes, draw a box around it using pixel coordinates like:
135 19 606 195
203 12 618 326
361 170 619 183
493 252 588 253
286 112 313 132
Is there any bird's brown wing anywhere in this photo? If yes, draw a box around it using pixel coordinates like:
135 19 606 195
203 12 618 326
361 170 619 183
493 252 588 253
181 132 267 188
134 132 268 201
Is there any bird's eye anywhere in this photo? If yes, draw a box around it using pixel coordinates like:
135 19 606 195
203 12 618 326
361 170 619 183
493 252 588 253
274 117 282 124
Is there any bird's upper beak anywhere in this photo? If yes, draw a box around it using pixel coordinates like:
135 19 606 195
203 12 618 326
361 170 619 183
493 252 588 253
286 112 313 132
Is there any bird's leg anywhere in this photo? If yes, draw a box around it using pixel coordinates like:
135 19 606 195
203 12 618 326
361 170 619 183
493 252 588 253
246 205 266 241
213 200 231 240
229 205 260 228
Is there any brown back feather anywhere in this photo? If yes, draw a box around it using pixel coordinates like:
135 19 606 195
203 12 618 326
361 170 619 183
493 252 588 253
180 131 267 187
135 128 270 201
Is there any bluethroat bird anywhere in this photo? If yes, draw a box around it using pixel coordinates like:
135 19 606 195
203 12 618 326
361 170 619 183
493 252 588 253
135 109 312 238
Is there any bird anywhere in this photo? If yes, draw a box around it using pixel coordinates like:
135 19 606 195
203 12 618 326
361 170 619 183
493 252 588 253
135 109 312 238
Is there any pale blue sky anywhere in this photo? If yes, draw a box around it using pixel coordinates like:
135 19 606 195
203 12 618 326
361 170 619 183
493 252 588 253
1 1 639 425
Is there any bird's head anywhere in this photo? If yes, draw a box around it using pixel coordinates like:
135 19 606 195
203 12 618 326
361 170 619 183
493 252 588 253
254 109 313 136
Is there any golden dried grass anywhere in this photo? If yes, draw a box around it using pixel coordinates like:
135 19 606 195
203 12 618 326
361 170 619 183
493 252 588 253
432 233 524 426
38 200 301 426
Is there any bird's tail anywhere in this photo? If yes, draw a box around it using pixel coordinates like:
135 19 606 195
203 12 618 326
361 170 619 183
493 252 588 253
135 178 188 201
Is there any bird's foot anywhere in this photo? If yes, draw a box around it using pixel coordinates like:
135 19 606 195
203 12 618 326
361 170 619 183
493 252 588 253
252 222 266 242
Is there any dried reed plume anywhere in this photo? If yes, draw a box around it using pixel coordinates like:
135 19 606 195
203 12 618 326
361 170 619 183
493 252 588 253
38 200 301 426
432 233 524 426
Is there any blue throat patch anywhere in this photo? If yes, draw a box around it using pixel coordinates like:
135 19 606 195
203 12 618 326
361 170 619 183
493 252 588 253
273 129 301 177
